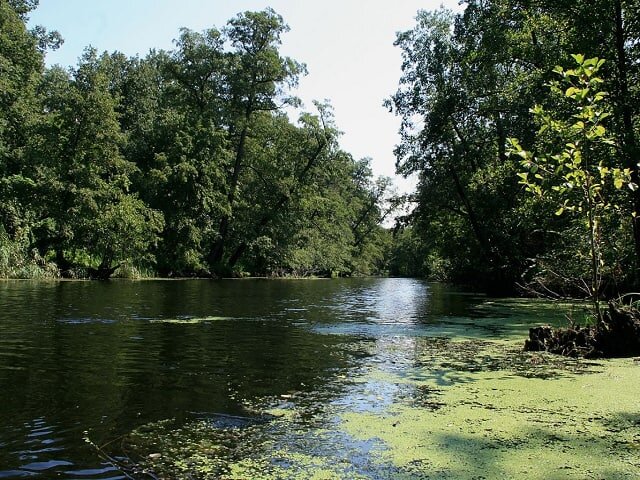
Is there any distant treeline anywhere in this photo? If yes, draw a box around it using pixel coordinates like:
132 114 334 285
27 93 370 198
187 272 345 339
0 1 395 279
4 0 639 294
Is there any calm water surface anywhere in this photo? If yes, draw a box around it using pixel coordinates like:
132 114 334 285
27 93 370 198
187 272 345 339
0 278 540 478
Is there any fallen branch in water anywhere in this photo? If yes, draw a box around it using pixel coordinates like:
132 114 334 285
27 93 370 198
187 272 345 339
83 432 159 480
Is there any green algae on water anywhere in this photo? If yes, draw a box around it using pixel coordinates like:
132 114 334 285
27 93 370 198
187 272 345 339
342 338 640 479
122 298 640 479
148 316 236 324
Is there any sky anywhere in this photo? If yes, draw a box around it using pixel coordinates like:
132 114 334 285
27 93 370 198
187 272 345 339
29 0 464 195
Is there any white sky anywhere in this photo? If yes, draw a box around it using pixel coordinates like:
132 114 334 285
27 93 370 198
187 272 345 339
29 0 464 195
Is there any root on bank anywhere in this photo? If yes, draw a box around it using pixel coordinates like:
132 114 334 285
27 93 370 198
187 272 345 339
524 301 640 358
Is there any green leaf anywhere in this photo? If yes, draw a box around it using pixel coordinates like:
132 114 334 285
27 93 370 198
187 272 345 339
571 53 585 64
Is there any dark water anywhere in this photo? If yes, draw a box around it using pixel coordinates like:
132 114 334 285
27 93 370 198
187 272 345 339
0 278 510 478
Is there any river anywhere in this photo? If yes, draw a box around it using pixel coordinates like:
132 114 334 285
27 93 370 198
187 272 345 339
0 278 637 479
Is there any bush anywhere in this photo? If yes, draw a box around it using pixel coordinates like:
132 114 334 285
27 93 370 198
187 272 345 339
0 228 59 278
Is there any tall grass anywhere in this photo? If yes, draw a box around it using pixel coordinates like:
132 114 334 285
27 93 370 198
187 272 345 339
0 229 59 279
112 263 155 279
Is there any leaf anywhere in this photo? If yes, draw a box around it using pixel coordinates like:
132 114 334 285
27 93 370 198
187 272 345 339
555 207 564 216
583 57 598 67
571 53 585 64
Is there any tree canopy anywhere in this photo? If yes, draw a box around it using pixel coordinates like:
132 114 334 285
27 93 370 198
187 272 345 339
388 0 640 296
0 2 394 278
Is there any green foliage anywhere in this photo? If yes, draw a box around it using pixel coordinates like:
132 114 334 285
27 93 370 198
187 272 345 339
0 226 57 278
388 0 640 293
388 227 446 279
510 56 633 216
0 6 392 279
508 56 636 316
0 0 43 236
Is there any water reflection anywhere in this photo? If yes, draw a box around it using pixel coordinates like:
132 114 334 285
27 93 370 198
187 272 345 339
0 279 383 477
0 278 558 477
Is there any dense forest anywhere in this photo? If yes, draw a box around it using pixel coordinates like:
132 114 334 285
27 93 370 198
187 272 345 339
388 0 640 298
2 0 640 299
0 0 394 279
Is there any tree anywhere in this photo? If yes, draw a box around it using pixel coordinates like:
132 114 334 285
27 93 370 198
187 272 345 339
207 8 305 270
31 50 163 277
389 0 640 292
508 56 635 319
0 0 43 236
0 6 393 279
388 7 534 290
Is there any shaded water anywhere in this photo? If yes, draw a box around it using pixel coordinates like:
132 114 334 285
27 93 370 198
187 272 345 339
0 279 565 478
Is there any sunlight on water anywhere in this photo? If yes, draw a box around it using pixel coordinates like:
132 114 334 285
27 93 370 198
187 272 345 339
0 278 601 478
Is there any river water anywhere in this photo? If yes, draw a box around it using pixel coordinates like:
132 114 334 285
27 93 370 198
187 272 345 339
0 278 556 478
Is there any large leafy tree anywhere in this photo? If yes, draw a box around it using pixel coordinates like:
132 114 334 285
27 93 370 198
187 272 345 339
31 50 163 277
207 8 305 270
389 7 529 290
0 5 393 279
138 43 229 275
0 0 45 236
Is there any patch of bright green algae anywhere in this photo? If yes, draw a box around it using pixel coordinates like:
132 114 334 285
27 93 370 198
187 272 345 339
125 414 374 479
342 338 640 479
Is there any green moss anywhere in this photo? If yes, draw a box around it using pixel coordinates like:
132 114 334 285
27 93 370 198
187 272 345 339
148 316 235 324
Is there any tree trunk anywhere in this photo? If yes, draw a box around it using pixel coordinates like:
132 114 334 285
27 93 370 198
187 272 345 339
613 0 640 276
209 122 249 267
